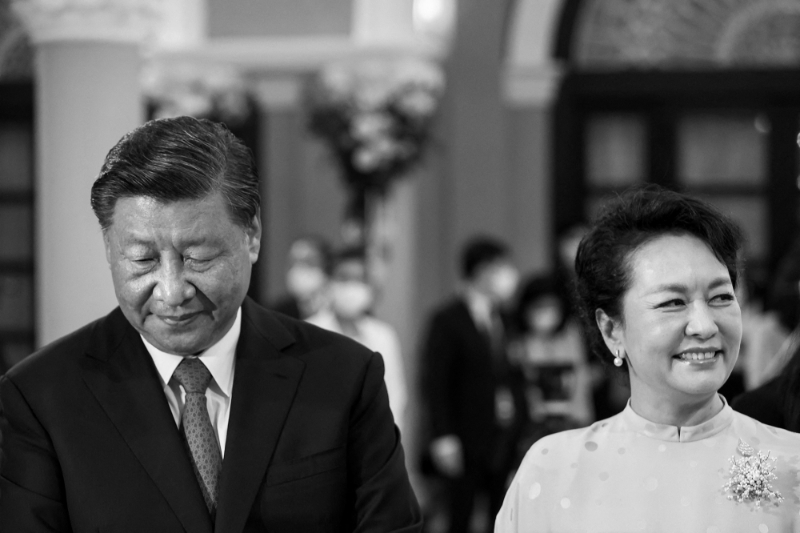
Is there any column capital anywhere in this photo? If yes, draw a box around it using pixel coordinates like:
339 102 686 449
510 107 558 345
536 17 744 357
13 0 161 44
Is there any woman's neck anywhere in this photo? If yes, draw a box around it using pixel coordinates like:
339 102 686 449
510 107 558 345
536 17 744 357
628 387 723 428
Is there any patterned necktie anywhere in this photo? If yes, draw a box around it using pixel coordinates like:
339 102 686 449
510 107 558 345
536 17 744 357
173 357 222 515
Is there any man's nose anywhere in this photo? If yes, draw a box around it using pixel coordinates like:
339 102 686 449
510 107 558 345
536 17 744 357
685 302 719 339
152 261 195 307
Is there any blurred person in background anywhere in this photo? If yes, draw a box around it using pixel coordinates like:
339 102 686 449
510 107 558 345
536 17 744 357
732 332 800 429
555 224 629 420
723 272 786 395
270 235 332 320
306 246 408 432
419 236 527 533
510 274 593 454
735 237 800 389
732 238 800 428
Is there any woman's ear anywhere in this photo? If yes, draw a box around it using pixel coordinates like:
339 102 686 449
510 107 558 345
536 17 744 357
596 308 623 355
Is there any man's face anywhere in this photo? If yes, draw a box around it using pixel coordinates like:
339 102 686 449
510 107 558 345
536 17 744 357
103 192 261 355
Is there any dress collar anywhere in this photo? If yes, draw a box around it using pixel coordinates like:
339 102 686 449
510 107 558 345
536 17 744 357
622 395 734 443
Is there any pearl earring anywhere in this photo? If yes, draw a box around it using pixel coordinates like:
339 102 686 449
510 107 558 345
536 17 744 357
613 349 624 367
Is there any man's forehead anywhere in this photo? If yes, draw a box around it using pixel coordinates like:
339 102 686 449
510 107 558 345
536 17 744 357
107 193 235 242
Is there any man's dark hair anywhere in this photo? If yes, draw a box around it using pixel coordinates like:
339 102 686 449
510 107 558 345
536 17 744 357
575 185 744 372
91 116 260 230
460 236 509 280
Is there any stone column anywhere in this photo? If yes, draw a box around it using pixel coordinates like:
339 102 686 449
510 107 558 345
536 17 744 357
503 61 562 274
13 0 156 346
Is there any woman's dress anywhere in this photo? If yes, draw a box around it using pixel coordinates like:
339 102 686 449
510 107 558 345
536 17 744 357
496 397 800 532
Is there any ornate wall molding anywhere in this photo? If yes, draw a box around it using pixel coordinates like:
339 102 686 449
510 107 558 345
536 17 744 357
12 0 161 44
572 0 800 68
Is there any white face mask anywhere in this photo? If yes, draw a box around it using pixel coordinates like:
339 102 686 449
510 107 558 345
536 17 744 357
286 265 326 299
490 266 520 303
330 281 374 320
528 305 562 334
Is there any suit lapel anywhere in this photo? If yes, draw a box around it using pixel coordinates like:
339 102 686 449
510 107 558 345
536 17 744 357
81 309 213 533
456 299 491 348
215 300 304 533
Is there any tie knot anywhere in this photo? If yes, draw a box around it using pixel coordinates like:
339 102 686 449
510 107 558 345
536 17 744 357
173 357 212 394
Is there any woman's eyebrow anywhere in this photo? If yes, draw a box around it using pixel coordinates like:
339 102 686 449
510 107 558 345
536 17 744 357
650 277 731 294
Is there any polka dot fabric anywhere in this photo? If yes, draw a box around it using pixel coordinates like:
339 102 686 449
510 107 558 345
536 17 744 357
496 398 800 532
173 357 222 515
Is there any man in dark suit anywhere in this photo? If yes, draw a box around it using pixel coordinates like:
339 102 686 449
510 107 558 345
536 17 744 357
420 237 526 533
0 116 421 532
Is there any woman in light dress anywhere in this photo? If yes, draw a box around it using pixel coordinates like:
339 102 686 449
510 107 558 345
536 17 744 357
496 186 800 532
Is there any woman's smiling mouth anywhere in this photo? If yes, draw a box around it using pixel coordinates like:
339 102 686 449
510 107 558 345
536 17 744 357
674 350 721 363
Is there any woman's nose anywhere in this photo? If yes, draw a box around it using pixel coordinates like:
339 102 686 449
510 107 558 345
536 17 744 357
685 302 719 339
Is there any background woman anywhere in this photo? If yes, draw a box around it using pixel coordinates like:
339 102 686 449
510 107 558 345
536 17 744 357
496 186 800 532
510 274 593 450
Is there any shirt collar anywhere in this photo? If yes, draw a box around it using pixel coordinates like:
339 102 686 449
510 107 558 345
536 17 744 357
142 307 241 398
463 286 494 327
621 394 734 443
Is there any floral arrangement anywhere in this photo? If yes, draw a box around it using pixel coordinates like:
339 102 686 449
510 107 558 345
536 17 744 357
142 62 254 127
722 439 783 508
305 56 445 197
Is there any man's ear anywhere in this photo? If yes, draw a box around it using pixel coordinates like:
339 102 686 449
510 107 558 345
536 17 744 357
595 308 623 356
246 210 262 264
102 229 113 265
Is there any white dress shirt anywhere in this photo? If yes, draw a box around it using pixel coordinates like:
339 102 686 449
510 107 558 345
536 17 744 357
142 308 241 457
463 286 499 336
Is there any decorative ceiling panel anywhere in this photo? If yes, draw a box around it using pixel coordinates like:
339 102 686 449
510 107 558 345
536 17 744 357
573 0 800 67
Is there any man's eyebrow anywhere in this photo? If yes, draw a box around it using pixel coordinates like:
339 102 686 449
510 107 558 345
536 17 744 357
650 277 732 293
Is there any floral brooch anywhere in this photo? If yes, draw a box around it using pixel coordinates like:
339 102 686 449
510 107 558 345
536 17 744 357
722 439 784 508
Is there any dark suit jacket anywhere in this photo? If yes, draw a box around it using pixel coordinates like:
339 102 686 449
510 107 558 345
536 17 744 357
0 298 421 532
731 375 787 429
420 298 526 471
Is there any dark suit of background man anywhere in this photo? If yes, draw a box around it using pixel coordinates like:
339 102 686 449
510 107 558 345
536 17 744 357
0 116 421 532
420 237 527 533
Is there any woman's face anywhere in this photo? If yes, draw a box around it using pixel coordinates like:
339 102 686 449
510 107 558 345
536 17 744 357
602 234 742 406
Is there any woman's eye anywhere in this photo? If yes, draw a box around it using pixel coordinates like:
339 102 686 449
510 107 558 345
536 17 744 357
659 299 685 308
711 293 735 304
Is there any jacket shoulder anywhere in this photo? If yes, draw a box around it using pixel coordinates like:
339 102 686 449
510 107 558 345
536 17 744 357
4 310 122 384
244 299 376 366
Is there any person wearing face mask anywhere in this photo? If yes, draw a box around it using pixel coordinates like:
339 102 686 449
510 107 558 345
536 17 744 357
419 236 527 533
306 247 408 433
270 236 331 320
510 275 593 453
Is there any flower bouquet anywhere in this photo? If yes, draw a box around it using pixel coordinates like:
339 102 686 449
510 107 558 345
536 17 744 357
306 56 445 224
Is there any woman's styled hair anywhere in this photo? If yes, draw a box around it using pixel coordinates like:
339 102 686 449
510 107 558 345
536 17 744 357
91 116 260 231
574 185 744 371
